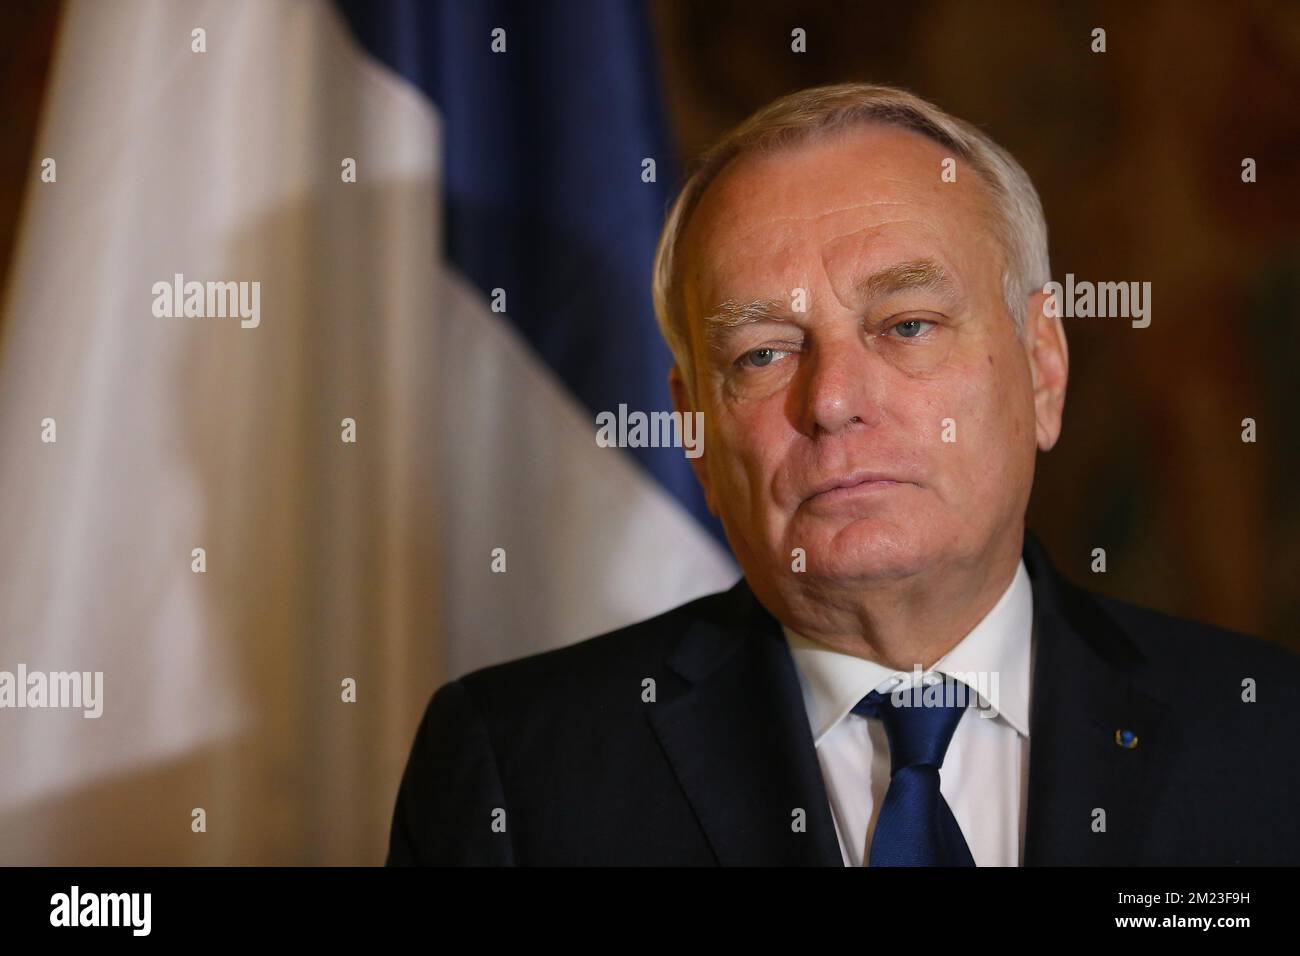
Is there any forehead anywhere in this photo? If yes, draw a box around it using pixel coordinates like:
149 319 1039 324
679 123 999 314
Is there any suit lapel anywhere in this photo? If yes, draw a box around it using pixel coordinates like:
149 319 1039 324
647 580 844 866
1021 534 1174 865
647 533 1173 866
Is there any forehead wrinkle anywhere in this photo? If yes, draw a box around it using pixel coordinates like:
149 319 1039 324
699 216 938 322
689 173 984 355
819 215 940 244
817 217 959 309
749 199 913 229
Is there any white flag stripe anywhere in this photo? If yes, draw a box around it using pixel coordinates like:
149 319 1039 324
0 0 735 863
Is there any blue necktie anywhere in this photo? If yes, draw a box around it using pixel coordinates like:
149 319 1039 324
852 681 976 866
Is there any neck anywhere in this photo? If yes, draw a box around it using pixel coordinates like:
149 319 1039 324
765 533 1023 670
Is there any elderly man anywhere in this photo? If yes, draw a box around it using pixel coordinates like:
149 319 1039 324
388 83 1300 866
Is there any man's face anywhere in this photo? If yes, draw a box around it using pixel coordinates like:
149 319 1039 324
672 124 1066 599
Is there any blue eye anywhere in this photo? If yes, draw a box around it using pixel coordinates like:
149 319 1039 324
735 345 795 371
891 318 934 338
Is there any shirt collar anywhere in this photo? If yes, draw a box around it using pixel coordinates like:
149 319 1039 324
782 559 1033 743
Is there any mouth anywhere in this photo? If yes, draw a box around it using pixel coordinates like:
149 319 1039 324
803 471 914 505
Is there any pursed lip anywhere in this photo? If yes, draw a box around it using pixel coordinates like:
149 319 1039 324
803 470 913 503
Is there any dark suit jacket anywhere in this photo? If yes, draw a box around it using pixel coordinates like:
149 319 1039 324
386 533 1300 865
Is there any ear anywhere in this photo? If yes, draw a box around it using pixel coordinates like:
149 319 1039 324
668 364 719 516
1024 291 1069 451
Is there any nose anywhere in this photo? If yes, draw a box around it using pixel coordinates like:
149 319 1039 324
798 332 884 436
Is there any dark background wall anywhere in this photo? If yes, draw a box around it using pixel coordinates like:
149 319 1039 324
0 1 59 310
4 0 1297 645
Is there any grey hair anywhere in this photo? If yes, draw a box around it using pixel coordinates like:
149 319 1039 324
651 82 1051 402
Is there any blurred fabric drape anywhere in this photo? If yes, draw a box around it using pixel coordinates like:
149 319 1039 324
0 0 735 864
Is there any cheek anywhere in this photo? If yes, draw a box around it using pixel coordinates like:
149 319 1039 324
992 348 1036 450
737 384 793 443
913 351 1030 493
972 352 1036 490
711 406 781 504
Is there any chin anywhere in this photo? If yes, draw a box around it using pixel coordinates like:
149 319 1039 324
800 515 942 583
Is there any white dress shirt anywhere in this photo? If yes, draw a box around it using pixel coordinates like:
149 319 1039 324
782 559 1035 866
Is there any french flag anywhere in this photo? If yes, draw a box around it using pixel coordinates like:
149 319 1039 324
0 0 735 863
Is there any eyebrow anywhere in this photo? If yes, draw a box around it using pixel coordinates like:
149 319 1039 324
701 258 960 355
702 297 792 354
857 258 960 304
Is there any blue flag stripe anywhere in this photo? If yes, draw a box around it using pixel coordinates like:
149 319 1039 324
333 0 725 545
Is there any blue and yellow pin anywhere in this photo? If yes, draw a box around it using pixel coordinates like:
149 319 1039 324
1115 728 1139 749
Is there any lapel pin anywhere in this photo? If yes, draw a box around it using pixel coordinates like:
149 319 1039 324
1115 729 1139 749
